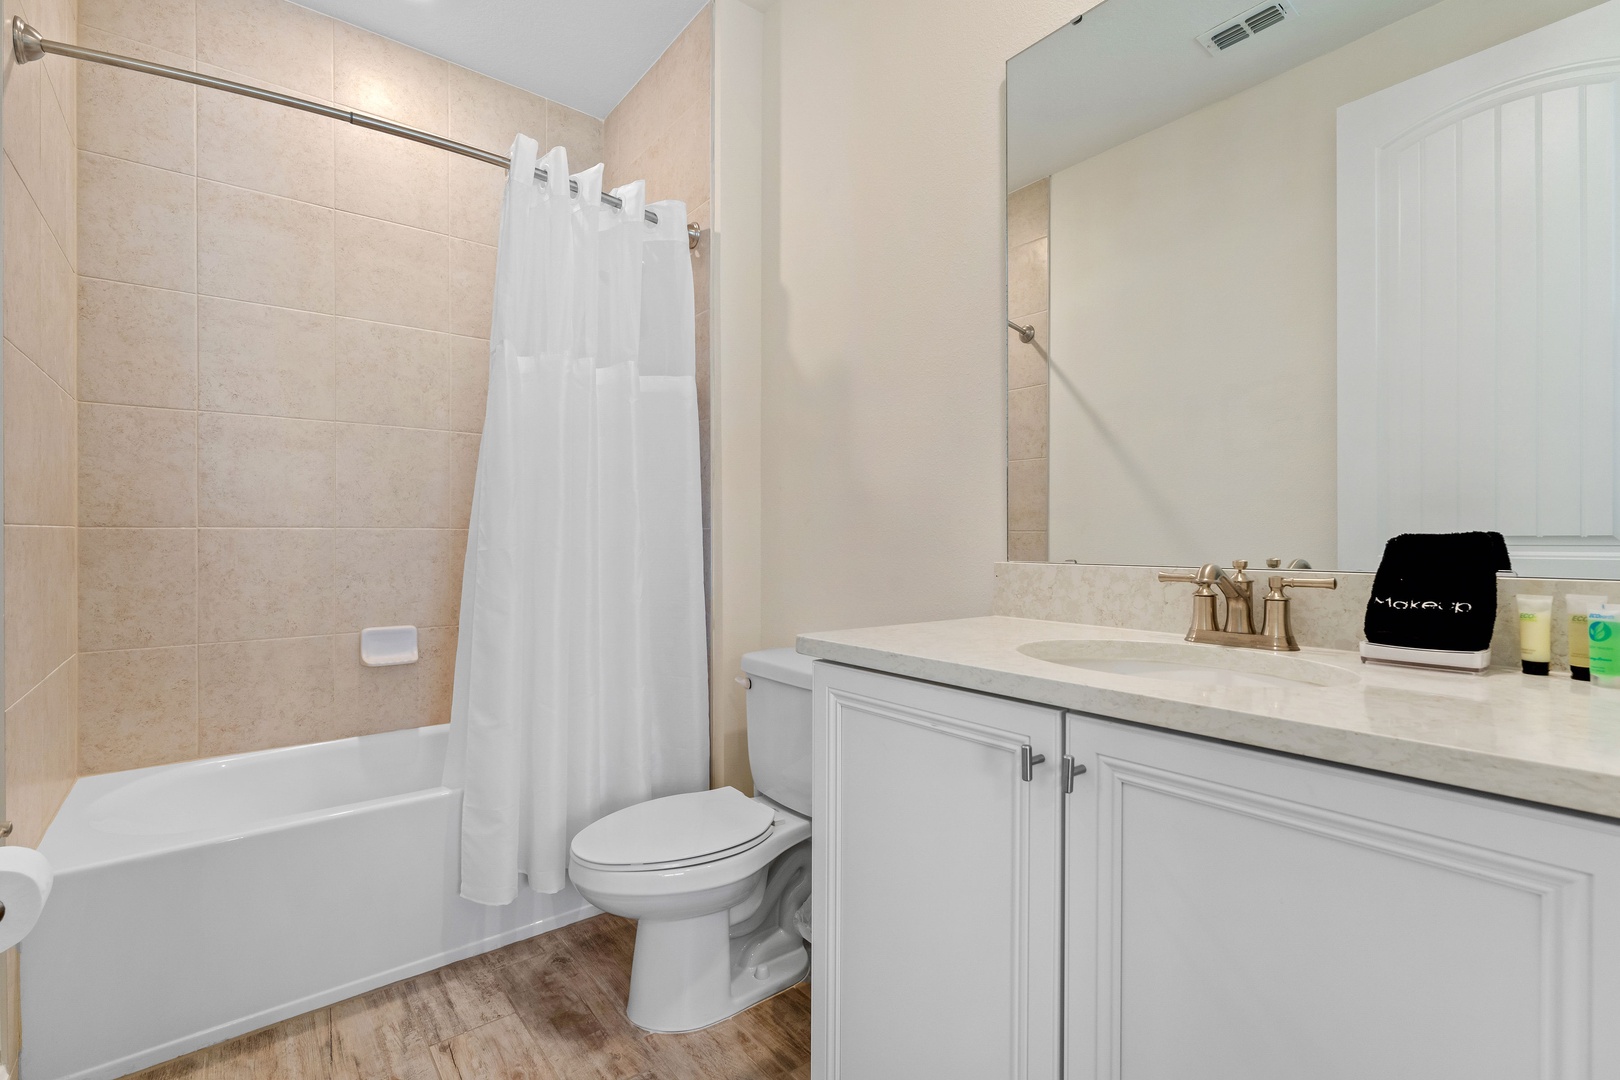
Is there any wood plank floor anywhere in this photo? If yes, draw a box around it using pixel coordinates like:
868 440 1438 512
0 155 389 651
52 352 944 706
123 915 810 1080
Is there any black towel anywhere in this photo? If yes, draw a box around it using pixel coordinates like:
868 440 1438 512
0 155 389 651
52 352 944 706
1364 532 1511 652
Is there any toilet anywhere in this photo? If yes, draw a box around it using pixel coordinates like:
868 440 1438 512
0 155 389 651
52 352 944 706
568 648 814 1033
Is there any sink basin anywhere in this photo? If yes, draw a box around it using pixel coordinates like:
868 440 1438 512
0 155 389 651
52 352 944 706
1017 639 1360 689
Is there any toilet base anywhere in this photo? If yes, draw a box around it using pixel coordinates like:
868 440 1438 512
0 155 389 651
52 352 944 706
625 841 812 1033
626 912 809 1033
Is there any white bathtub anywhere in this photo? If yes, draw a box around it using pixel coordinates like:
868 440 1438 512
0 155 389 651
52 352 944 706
21 725 594 1080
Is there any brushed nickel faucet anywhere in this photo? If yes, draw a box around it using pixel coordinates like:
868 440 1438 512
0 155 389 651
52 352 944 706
1159 559 1336 652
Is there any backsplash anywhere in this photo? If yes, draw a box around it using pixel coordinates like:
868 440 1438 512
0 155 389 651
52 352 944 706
993 561 1620 674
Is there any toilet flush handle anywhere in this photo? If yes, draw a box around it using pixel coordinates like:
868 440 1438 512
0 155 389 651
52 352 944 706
735 675 752 689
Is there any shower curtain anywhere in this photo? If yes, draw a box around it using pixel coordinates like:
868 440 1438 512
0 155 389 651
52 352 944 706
445 136 710 905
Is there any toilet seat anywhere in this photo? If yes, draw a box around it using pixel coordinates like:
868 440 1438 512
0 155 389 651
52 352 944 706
571 787 775 872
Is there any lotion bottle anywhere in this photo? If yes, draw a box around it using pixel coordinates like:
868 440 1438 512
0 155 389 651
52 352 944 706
1516 595 1552 675
1566 594 1607 681
1590 605 1620 688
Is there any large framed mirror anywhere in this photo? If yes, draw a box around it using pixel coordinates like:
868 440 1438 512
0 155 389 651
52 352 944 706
1006 0 1620 577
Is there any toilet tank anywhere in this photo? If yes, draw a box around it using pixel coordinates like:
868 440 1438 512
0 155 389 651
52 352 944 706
741 648 814 816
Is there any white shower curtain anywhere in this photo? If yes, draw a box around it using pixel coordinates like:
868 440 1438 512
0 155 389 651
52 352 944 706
445 136 710 905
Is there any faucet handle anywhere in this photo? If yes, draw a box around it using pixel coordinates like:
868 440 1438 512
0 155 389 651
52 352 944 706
1160 568 1222 635
1270 575 1336 593
1259 575 1337 650
1162 565 1224 588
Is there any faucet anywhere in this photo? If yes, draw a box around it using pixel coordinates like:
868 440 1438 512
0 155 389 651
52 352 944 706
1158 558 1335 652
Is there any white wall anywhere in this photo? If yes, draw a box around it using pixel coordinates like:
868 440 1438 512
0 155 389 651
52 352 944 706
1046 0 1602 570
756 0 1079 646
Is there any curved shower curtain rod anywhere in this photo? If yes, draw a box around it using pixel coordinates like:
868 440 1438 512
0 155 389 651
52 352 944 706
10 17 703 250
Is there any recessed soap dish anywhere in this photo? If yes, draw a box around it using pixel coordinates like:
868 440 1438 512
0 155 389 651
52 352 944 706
360 626 419 667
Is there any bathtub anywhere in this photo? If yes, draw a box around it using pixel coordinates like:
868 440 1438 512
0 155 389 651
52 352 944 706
21 725 595 1080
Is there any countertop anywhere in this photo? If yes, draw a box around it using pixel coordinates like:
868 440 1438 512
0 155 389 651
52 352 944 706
797 616 1620 820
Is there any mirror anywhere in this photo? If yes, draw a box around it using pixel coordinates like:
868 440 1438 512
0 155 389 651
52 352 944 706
1006 0 1620 577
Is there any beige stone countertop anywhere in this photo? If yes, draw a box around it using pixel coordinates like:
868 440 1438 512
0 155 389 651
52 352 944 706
797 615 1620 820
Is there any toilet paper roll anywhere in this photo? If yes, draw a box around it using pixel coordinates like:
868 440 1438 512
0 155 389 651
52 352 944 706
0 847 52 952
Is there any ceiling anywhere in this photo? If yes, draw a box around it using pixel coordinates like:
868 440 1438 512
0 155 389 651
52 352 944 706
293 0 710 120
1007 0 1447 190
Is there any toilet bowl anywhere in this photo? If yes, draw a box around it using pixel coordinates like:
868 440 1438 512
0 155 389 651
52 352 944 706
568 648 815 1033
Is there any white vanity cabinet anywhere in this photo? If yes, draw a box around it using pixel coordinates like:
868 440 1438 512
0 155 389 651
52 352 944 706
813 661 1620 1080
811 662 1065 1080
1064 712 1620 1080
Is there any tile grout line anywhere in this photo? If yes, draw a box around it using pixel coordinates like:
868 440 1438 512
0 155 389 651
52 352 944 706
3 337 75 425
6 650 76 717
79 398 482 437
82 625 460 656
325 0 353 741
4 131 75 277
190 57 202 763
80 280 496 345
69 448 80 789
0 163 76 399
329 41 340 629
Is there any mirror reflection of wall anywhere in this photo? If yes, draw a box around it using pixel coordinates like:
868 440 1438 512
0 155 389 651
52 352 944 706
1008 0 1614 574
1007 180 1050 563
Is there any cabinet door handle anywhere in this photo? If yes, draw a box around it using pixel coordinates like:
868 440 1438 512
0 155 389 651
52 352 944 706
1062 755 1088 794
1021 744 1047 782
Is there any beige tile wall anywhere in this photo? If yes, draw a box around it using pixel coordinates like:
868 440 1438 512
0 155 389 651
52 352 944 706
3 0 78 850
74 0 605 773
1007 178 1049 563
604 7 723 784
606 5 711 554
2 0 77 1065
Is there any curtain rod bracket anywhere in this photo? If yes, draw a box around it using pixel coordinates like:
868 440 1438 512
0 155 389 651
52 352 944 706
12 16 44 64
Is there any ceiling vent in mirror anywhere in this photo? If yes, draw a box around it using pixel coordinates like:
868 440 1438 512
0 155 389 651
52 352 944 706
1197 0 1299 55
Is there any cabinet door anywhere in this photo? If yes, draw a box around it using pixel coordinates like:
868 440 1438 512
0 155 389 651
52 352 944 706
813 663 1064 1080
1065 712 1620 1080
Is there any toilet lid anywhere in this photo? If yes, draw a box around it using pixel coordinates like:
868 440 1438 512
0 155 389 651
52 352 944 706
570 787 775 870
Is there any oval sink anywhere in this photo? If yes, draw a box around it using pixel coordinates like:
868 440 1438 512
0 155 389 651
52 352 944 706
1017 639 1360 689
